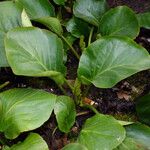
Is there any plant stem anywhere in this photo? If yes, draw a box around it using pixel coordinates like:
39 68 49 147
58 84 67 95
88 27 94 46
0 138 5 145
60 35 80 60
0 81 10 90
64 79 74 92
84 104 99 114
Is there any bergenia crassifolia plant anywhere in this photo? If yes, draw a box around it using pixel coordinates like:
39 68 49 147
0 0 150 149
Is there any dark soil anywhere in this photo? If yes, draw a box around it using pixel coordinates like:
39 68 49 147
0 1 150 150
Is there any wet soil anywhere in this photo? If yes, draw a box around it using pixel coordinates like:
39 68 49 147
0 1 150 150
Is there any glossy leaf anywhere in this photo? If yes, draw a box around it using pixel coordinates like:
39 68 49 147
0 88 56 139
0 30 8 67
62 143 88 150
0 1 22 67
136 94 150 125
16 0 55 20
78 36 150 88
99 6 140 39
66 17 90 38
73 0 108 26
137 12 150 29
54 96 76 133
115 137 146 150
34 17 63 35
6 133 48 150
125 123 150 149
5 27 66 84
78 114 126 150
53 0 66 5
0 1 22 32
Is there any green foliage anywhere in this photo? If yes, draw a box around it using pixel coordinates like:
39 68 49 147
62 143 88 150
0 1 22 67
125 123 150 149
0 88 56 139
34 17 63 35
0 0 150 149
99 6 140 39
78 36 150 88
21 9 32 27
53 0 67 5
54 96 76 133
136 94 150 125
137 12 150 29
3 133 48 150
0 30 8 67
66 17 90 38
16 0 55 20
5 27 66 84
73 0 108 26
78 114 126 150
0 1 22 32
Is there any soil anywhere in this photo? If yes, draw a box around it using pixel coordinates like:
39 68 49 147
0 0 150 150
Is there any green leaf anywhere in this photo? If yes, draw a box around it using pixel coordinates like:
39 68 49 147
73 0 108 26
66 17 90 38
0 30 8 67
0 88 56 139
115 137 146 150
0 1 22 67
116 122 150 150
0 1 22 32
21 9 32 27
62 143 88 150
99 6 140 39
5 27 66 85
136 94 150 125
53 0 66 5
78 114 126 150
137 12 150 29
34 17 63 35
78 36 150 88
54 96 76 133
7 133 48 150
16 0 55 20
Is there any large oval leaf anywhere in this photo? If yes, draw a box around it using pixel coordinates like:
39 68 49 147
0 88 56 139
73 0 108 26
62 143 88 150
0 30 8 67
99 6 140 39
78 114 126 150
125 123 150 149
78 36 150 88
136 94 150 125
5 27 66 84
137 12 150 29
0 1 22 32
0 1 22 67
115 137 146 150
5 133 48 150
16 0 55 20
34 17 63 35
66 17 90 38
54 96 76 133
